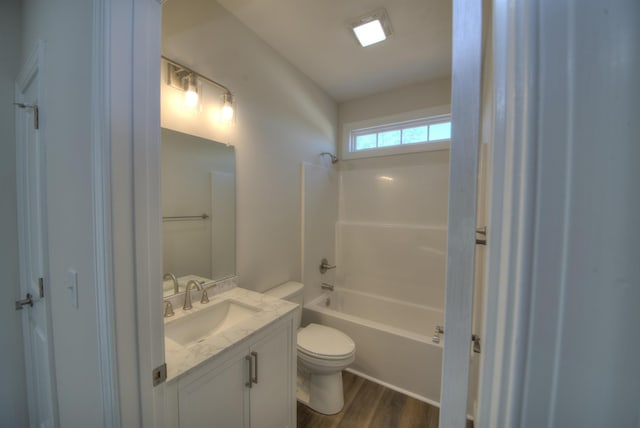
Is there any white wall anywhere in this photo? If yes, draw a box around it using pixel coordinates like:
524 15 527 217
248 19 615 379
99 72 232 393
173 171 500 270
0 1 28 426
162 0 337 293
335 80 451 309
522 1 640 425
20 1 104 426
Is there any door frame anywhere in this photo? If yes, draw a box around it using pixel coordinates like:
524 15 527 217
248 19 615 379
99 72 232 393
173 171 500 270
439 0 483 425
476 0 539 426
96 0 544 426
15 40 60 428
92 0 164 426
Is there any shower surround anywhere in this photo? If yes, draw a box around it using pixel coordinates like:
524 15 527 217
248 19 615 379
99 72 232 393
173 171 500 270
302 150 479 416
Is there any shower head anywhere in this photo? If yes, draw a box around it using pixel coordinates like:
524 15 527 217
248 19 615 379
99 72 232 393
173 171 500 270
320 152 339 164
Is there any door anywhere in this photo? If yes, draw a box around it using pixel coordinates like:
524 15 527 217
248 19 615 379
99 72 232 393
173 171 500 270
15 44 58 428
178 347 250 428
250 322 294 428
439 0 483 426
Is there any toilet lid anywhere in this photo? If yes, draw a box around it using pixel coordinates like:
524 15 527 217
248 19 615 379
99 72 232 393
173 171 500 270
297 324 355 359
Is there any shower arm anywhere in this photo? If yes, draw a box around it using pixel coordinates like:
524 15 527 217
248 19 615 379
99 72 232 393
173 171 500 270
320 152 338 164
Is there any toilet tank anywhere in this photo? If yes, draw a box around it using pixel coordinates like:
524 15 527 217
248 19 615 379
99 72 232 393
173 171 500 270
264 281 304 328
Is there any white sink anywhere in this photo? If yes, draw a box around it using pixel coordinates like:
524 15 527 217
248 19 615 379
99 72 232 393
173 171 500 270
165 299 261 347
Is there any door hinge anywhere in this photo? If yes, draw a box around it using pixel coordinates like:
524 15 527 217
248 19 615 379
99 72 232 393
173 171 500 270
472 334 481 354
152 363 167 386
38 277 44 298
14 102 39 129
475 226 487 245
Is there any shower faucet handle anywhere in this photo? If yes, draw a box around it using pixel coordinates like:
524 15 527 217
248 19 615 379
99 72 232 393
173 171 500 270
319 258 336 274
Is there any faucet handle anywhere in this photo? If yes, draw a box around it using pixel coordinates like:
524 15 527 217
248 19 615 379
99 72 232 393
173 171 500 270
200 289 210 304
319 258 337 274
163 300 174 317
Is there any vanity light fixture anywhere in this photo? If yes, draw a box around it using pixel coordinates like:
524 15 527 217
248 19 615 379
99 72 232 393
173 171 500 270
164 55 235 121
351 9 392 47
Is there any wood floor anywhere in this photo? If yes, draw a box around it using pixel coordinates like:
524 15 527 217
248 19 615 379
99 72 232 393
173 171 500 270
297 371 473 428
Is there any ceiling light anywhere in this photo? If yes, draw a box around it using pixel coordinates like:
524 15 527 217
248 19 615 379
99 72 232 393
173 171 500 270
351 9 392 48
353 20 386 47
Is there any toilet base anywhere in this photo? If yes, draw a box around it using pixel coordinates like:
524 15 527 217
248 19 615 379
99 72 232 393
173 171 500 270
297 367 345 415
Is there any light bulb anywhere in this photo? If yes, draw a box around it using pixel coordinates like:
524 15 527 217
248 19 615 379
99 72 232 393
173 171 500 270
221 103 234 121
221 93 234 121
185 83 199 108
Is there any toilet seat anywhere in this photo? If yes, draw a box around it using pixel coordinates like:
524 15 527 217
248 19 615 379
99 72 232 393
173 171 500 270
297 323 355 360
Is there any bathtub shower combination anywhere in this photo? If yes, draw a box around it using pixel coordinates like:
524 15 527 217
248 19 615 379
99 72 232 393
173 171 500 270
304 288 479 415
302 153 481 416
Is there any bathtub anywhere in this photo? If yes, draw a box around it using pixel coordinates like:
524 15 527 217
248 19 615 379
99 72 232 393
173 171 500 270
302 287 479 415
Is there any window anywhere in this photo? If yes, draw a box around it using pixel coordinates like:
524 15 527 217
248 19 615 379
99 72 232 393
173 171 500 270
343 113 451 159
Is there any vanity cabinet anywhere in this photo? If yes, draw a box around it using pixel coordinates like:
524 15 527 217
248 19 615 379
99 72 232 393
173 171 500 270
165 315 295 428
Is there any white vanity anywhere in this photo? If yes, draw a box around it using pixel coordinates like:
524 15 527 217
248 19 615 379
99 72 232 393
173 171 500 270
160 130 297 426
163 286 298 428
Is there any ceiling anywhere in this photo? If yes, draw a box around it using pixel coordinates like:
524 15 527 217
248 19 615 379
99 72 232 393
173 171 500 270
217 0 452 103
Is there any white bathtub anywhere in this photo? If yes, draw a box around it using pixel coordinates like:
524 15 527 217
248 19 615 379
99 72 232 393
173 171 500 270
302 287 478 415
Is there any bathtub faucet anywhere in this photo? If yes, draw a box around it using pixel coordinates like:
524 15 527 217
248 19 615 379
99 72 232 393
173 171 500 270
321 282 334 291
319 258 336 274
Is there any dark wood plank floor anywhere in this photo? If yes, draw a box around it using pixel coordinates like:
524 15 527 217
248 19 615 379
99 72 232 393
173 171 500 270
297 371 473 428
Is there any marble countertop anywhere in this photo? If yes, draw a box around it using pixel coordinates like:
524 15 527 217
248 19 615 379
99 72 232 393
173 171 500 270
164 286 298 382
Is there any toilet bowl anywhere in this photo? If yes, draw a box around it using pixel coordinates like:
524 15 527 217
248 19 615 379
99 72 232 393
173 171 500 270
264 282 356 415
297 323 355 414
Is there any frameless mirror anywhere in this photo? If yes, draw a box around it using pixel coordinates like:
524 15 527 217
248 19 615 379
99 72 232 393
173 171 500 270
161 128 236 297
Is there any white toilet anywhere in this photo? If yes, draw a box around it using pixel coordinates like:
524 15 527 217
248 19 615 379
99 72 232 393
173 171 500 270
265 281 355 415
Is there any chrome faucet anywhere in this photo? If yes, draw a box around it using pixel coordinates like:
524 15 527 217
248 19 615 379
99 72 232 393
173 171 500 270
183 280 202 310
319 258 336 274
321 282 334 291
163 272 180 294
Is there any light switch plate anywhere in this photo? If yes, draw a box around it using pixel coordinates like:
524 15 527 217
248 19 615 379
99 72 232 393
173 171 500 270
67 269 78 309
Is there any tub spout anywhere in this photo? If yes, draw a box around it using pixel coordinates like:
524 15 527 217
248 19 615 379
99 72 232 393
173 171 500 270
321 282 334 291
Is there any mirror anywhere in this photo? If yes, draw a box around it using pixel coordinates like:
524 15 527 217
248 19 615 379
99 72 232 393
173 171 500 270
161 128 236 297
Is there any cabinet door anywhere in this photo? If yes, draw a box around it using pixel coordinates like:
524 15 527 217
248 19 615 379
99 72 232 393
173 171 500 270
250 322 294 428
179 349 250 428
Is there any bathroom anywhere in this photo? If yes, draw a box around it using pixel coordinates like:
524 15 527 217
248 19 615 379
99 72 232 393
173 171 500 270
160 0 487 425
4 0 638 427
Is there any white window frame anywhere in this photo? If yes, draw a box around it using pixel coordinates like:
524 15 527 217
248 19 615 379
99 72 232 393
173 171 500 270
341 106 451 160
